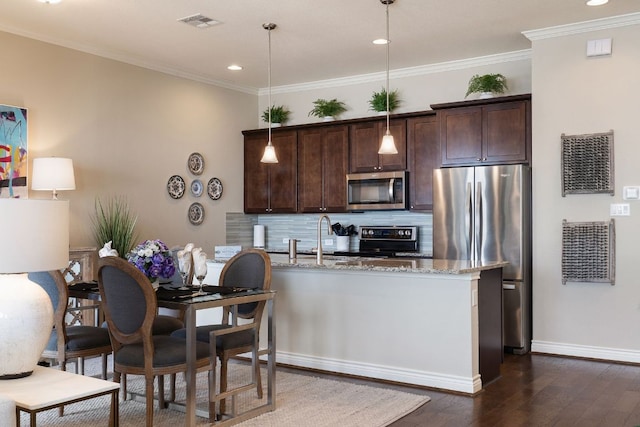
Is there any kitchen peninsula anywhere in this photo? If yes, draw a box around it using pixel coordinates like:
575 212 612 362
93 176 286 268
212 254 506 394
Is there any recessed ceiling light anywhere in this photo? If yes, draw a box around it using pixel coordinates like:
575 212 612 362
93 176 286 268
38 0 62 4
586 0 608 6
177 14 221 29
373 38 389 45
227 65 243 71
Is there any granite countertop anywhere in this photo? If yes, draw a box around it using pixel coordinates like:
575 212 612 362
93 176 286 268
263 253 507 275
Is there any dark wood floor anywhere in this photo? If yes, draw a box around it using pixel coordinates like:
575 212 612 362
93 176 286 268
283 353 640 427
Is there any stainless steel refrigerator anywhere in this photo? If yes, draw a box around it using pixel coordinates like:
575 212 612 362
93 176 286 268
433 164 532 354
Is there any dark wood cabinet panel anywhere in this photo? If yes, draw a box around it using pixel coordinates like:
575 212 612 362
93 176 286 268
349 119 406 172
298 126 349 213
435 95 531 167
244 130 297 213
407 115 439 211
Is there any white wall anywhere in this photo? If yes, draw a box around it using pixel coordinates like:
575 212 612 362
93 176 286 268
1 30 256 252
529 17 640 360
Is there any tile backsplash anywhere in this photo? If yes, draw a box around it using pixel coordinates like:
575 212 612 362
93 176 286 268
226 211 433 255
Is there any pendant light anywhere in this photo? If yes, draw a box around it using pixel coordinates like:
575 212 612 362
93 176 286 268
378 0 398 155
260 23 279 163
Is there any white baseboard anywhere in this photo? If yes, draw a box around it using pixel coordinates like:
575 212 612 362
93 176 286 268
532 340 640 363
273 351 482 394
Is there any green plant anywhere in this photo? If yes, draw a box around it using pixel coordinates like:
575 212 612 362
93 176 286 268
91 195 139 258
308 98 347 119
465 73 508 98
368 88 400 112
261 105 290 124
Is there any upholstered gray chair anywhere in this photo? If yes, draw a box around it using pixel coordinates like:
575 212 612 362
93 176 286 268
97 256 211 427
29 270 112 378
172 248 271 414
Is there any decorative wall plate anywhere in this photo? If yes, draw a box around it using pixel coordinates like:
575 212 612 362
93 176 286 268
188 152 205 175
188 202 204 225
207 177 223 200
167 175 186 199
190 179 203 197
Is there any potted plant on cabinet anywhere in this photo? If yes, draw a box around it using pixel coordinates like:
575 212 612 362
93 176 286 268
465 73 508 99
308 98 347 121
262 105 290 127
368 88 400 114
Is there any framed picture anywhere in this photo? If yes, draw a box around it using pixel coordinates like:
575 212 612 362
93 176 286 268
0 105 28 198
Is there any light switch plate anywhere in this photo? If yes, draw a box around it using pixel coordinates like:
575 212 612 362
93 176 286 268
587 38 612 57
623 186 640 200
324 239 334 246
610 203 630 216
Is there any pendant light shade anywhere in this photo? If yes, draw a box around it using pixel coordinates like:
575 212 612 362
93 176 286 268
260 23 279 164
378 0 398 155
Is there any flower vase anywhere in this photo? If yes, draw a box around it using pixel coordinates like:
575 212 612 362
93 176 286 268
151 278 160 291
336 236 350 252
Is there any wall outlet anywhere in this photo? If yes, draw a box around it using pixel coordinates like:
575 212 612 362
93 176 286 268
282 238 289 244
324 239 334 246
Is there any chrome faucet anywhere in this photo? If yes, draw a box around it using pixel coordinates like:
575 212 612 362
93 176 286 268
317 214 333 265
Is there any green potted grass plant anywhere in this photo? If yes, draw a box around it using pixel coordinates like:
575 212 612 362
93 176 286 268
368 88 400 114
262 105 290 127
465 73 508 99
91 195 138 258
308 98 347 121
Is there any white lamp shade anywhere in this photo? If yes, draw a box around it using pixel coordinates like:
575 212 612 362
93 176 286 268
260 144 279 163
378 132 398 155
0 199 69 273
31 157 76 192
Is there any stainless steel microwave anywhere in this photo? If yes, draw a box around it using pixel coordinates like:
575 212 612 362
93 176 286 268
346 171 407 211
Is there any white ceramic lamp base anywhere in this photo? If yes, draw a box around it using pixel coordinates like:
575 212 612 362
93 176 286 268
0 273 54 379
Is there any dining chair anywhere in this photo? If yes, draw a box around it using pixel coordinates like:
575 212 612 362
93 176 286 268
29 270 112 379
171 248 272 414
97 256 212 427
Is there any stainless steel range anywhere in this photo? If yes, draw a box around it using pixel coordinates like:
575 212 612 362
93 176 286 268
335 226 419 257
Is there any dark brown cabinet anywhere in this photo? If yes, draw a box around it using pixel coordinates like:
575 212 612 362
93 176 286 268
243 129 297 213
349 119 406 172
435 95 531 167
407 114 439 211
298 125 349 213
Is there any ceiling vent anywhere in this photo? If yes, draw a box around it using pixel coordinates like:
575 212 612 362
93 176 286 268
178 14 221 29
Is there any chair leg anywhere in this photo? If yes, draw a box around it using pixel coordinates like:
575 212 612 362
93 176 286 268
145 376 154 427
253 348 263 399
101 353 108 379
79 356 85 375
158 375 166 409
220 356 228 414
169 374 176 402
114 372 122 400
122 374 128 400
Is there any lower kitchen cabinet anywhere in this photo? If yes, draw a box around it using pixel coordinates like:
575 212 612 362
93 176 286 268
298 125 349 213
407 114 439 211
243 129 297 213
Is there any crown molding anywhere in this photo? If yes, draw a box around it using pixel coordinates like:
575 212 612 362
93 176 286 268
262 49 531 96
523 12 640 41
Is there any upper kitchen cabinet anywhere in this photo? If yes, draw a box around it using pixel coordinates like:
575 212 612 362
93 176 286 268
349 119 407 172
298 125 349 213
243 129 297 213
433 94 531 167
407 114 439 211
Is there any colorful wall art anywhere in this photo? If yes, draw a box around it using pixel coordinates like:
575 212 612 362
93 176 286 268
0 105 28 198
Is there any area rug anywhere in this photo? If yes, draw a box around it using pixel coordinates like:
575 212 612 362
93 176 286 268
22 357 430 426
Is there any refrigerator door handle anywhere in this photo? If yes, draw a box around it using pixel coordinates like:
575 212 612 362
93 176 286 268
465 182 472 259
475 181 483 261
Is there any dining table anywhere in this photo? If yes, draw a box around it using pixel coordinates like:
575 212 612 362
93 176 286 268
69 282 277 427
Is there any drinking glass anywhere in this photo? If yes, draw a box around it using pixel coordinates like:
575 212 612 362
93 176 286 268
194 252 208 295
178 253 192 289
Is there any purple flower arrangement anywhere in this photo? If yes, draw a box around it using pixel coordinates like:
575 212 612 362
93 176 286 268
126 239 175 281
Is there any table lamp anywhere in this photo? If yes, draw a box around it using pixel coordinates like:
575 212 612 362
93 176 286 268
31 157 76 200
0 199 69 379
